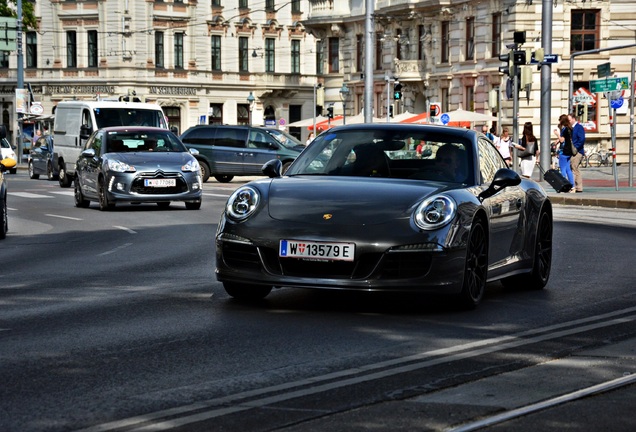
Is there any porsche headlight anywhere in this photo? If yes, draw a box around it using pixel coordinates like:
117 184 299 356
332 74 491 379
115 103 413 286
414 195 456 230
182 158 200 172
226 186 260 221
106 159 136 173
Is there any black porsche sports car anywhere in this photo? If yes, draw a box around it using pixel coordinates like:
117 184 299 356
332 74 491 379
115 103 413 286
216 124 553 309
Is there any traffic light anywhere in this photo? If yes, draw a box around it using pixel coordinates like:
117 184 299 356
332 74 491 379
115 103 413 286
513 50 526 66
327 105 334 119
498 52 513 76
393 81 402 100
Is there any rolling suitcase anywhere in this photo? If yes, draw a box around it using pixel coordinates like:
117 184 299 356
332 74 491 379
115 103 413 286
540 165 572 193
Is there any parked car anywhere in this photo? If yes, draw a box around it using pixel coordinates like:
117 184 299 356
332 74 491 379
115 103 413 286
74 126 202 211
0 130 17 175
179 125 302 183
216 123 553 309
260 128 306 151
28 134 58 180
1 156 17 239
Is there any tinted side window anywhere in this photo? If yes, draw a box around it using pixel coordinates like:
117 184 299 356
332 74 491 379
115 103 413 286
214 128 247 148
88 131 104 155
247 130 276 149
181 127 216 145
477 137 507 184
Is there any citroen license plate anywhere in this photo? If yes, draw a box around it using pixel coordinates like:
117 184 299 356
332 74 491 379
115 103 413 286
144 179 175 187
279 240 355 261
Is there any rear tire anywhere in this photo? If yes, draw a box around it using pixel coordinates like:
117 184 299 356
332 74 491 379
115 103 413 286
215 175 233 183
199 162 210 183
74 181 90 208
28 161 39 179
458 219 488 309
223 282 272 301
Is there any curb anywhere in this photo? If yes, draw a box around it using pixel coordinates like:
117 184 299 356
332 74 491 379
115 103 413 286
547 195 636 210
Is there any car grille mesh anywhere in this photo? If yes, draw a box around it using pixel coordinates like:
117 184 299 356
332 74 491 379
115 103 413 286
130 171 188 195
220 245 432 280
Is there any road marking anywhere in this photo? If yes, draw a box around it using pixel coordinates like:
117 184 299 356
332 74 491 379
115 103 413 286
8 192 54 198
97 242 133 256
203 193 230 198
51 191 75 196
114 226 137 234
77 306 636 432
45 214 83 221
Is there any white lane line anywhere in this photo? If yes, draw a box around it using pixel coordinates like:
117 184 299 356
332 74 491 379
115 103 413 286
97 242 133 257
77 307 636 432
51 191 75 196
8 192 54 198
447 373 636 432
114 226 137 234
45 214 83 221
203 193 230 198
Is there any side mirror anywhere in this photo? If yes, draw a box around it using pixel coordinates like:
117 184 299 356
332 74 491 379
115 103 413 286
80 124 92 140
170 126 179 135
189 148 199 156
478 168 521 201
262 159 282 178
81 148 96 158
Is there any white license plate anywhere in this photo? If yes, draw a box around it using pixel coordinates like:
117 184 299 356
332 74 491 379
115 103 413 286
279 240 355 262
144 179 176 187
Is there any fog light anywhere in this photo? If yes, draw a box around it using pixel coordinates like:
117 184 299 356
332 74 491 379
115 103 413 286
115 182 125 191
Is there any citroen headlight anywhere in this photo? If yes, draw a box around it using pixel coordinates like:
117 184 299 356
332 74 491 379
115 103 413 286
226 186 260 221
182 158 200 172
106 159 136 173
414 195 456 230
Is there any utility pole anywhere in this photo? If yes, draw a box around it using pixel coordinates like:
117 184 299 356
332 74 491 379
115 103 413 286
363 0 374 123
16 0 24 164
539 0 553 177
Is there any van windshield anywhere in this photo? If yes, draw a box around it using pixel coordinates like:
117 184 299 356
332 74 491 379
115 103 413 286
93 108 167 129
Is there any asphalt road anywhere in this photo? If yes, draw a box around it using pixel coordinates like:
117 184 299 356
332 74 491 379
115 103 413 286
1 173 635 432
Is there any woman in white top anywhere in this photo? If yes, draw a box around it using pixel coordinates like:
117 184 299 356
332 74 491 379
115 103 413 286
512 122 537 178
494 127 512 167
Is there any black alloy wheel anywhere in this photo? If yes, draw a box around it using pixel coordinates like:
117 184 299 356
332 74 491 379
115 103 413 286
458 219 488 309
199 162 210 183
28 161 39 179
98 178 115 211
74 181 90 208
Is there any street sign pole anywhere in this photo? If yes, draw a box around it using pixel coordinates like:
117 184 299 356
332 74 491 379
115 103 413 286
607 97 619 190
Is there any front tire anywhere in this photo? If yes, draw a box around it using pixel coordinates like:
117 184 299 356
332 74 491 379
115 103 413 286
458 219 488 309
74 181 90 208
223 282 272 301
28 161 39 179
0 194 7 239
47 162 56 180
98 177 115 211
58 164 72 188
185 200 201 210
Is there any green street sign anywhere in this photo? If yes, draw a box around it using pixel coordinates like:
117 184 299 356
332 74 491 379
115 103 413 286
589 77 629 93
597 62 611 78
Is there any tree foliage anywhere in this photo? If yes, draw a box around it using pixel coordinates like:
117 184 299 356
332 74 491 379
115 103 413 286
0 1 37 30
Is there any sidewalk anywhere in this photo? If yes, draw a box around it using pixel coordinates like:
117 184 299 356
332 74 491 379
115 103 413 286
536 164 636 210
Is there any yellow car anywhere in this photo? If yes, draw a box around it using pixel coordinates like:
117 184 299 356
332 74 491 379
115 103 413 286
1 156 17 239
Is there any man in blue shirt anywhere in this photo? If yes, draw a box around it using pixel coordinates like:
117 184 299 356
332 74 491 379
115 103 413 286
568 113 586 192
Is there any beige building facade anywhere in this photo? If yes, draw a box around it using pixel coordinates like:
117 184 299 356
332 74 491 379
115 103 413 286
304 0 636 161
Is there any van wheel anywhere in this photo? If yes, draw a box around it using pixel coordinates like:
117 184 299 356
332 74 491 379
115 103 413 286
282 161 292 174
58 164 72 188
215 175 234 183
199 162 210 183
28 161 40 179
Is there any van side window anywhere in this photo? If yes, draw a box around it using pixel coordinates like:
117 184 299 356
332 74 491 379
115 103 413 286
81 109 93 131
248 131 273 149
215 128 247 148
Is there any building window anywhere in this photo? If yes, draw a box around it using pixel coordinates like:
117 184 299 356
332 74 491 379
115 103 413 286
209 104 223 124
26 32 37 68
211 35 221 71
239 36 249 72
265 0 274 10
212 0 222 6
239 0 248 9
418 25 424 61
291 0 301 13
441 21 449 63
356 34 362 72
237 104 250 125
395 28 402 61
155 32 164 68
265 38 275 73
491 13 501 58
0 51 8 68
291 39 300 74
442 88 450 113
66 31 77 68
88 30 98 67
466 17 474 61
163 107 181 134
174 33 184 69
466 85 474 111
571 9 600 53
375 33 382 70
316 41 323 75
328 37 339 73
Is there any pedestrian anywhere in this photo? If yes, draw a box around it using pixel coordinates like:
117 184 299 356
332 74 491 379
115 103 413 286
494 127 512 167
32 129 42 146
512 122 537 178
568 113 586 193
306 131 314 146
481 124 494 141
554 114 575 192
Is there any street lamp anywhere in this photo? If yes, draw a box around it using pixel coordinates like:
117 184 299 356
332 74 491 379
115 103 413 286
247 92 255 125
339 83 350 125
313 83 322 133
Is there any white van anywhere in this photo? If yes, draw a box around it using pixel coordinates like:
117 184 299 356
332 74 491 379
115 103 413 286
52 101 168 187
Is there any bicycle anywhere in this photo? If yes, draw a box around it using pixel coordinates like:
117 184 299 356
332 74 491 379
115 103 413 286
586 149 612 167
